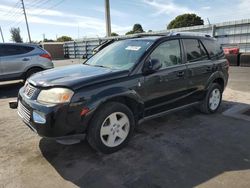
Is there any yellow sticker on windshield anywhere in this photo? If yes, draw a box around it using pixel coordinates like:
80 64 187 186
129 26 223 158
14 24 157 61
125 46 141 51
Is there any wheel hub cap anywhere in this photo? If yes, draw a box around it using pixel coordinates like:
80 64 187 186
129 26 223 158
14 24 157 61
209 88 221 111
100 112 130 147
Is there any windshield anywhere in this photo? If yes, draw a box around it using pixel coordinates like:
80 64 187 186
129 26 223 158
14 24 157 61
86 40 153 70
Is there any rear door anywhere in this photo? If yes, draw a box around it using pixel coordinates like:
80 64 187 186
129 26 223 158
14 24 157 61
1 44 34 77
142 39 189 116
201 38 228 78
182 38 213 102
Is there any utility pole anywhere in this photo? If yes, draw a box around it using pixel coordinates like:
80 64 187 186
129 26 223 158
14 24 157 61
0 26 4 43
207 18 211 25
42 33 45 41
21 0 31 43
104 0 111 37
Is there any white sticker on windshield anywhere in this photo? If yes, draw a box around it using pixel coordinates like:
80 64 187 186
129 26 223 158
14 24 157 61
125 46 141 51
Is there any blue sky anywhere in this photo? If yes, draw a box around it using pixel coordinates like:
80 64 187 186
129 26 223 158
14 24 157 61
0 0 250 42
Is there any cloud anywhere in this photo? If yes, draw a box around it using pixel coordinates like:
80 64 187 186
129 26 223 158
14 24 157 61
142 0 194 16
201 6 211 10
0 4 130 36
196 0 250 24
93 6 129 18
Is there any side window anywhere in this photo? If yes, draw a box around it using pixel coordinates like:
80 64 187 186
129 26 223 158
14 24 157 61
21 46 34 54
201 39 223 58
183 39 208 62
2 45 34 56
150 40 182 69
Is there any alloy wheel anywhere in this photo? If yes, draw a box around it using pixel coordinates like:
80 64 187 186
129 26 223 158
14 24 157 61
209 88 221 111
100 112 130 147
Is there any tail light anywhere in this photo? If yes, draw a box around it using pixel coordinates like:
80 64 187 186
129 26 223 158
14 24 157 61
40 53 52 61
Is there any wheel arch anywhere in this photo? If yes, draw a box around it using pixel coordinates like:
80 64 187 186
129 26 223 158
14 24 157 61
101 95 144 121
205 72 226 91
87 87 144 126
212 77 224 90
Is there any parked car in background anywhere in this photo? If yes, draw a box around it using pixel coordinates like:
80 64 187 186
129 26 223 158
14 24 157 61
0 43 54 81
16 33 229 153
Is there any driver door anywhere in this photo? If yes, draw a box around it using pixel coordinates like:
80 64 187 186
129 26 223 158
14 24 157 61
142 39 189 116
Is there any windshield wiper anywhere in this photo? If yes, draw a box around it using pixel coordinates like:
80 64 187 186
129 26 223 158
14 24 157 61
92 64 110 68
84 63 110 69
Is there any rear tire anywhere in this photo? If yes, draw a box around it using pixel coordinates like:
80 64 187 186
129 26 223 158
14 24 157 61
25 67 43 80
199 83 222 114
87 102 135 154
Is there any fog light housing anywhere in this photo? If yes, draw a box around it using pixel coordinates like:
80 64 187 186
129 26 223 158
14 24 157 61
33 111 46 124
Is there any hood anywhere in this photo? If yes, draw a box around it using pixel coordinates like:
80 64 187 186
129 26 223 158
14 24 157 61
28 64 128 90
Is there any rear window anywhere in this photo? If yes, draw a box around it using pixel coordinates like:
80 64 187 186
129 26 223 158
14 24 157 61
201 39 224 58
0 45 34 56
183 39 208 62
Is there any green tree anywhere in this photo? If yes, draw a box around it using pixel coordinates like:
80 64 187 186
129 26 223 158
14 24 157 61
167 13 204 29
43 38 55 42
126 23 144 35
56 35 73 42
111 32 119 36
125 31 134 35
133 24 144 33
10 27 23 43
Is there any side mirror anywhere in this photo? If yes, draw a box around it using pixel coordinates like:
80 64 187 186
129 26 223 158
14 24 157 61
143 58 162 74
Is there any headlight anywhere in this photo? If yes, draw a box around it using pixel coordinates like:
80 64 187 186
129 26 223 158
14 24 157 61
37 88 74 104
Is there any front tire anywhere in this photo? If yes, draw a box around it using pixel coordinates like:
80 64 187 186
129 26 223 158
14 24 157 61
87 102 135 154
199 83 223 114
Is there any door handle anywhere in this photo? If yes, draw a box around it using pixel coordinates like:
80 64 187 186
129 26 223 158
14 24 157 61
177 71 184 77
206 66 213 72
22 58 30 61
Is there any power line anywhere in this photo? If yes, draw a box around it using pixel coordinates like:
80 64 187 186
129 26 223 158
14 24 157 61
32 0 65 16
25 0 43 7
12 18 25 28
26 0 52 10
2 1 21 17
0 1 22 24
2 17 24 28
2 0 66 41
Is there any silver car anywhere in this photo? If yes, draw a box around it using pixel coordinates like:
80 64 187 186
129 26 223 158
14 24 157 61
0 43 54 81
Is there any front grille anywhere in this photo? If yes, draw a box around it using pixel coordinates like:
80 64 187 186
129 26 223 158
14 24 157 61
24 83 36 98
18 101 31 123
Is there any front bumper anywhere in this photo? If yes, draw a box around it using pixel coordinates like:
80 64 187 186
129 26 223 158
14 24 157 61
17 87 92 138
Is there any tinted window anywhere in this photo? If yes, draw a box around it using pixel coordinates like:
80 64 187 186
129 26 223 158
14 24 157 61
150 40 182 69
201 39 223 58
1 45 34 56
87 40 153 70
183 39 208 62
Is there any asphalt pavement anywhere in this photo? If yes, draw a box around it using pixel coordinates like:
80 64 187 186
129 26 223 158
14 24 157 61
0 60 250 188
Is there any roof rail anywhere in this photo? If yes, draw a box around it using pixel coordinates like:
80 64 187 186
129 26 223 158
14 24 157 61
106 33 168 40
168 31 211 38
132 33 168 37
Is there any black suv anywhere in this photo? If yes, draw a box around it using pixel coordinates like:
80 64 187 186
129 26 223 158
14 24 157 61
16 33 229 153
